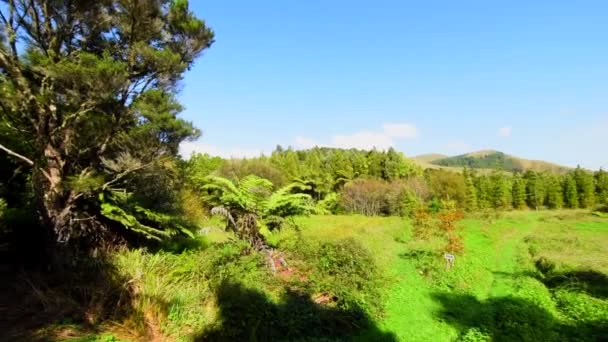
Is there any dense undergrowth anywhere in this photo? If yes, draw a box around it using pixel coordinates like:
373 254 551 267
1 233 392 341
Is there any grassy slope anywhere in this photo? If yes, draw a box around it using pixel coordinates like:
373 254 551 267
293 211 608 341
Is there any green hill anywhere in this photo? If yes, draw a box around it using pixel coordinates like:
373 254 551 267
411 153 447 163
423 150 571 174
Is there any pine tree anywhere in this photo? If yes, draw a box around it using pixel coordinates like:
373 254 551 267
474 176 492 209
511 174 527 209
331 149 355 182
524 171 545 210
491 172 511 209
573 166 596 208
366 149 385 179
545 175 563 209
463 168 478 211
595 169 608 205
563 175 579 208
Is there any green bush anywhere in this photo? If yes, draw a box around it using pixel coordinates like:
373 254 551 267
287 237 384 316
316 192 341 214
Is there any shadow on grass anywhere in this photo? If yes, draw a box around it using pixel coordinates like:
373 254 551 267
0 252 134 342
542 269 608 300
194 281 397 342
494 262 608 300
398 249 437 260
432 292 608 342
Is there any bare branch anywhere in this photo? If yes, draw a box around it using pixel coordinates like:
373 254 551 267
101 160 159 191
0 142 33 165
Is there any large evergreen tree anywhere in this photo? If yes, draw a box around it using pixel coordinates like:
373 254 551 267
573 166 595 208
595 169 608 205
490 172 511 209
563 174 579 209
545 174 563 209
524 171 545 210
474 175 492 209
463 168 478 211
511 174 527 209
0 0 213 247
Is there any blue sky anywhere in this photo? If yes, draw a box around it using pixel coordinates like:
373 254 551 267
178 1 608 169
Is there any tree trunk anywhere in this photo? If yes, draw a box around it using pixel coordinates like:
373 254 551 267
32 144 78 244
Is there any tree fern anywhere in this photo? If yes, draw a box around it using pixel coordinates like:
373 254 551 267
202 175 314 247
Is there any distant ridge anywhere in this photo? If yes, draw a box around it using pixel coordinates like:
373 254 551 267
413 150 571 174
411 153 448 163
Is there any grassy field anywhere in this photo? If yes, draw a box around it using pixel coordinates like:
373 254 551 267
289 210 608 341
11 210 606 341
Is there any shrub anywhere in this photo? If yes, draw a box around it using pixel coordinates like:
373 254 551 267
340 179 390 216
316 192 341 214
285 237 384 317
437 202 465 254
340 178 423 216
413 207 434 240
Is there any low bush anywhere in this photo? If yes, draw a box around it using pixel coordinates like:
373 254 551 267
284 237 384 317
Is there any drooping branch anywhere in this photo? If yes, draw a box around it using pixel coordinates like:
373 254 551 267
0 142 33 165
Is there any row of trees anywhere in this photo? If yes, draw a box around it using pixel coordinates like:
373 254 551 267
464 168 606 211
186 148 608 217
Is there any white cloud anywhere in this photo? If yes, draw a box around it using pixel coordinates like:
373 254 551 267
179 141 267 159
332 131 395 150
382 123 418 138
498 126 512 137
181 122 419 159
294 136 321 149
445 140 472 154
296 122 419 151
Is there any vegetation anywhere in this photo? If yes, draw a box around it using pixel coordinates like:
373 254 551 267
420 150 572 174
0 0 214 252
0 2 606 342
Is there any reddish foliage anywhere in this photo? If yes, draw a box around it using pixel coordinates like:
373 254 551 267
437 209 465 254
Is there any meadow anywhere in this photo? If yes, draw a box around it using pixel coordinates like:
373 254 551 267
293 211 608 341
12 209 605 341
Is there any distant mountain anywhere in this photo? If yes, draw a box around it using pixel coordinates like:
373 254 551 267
412 153 448 163
413 150 571 174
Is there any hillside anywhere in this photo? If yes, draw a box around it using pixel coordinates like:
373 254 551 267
415 150 571 174
411 153 447 163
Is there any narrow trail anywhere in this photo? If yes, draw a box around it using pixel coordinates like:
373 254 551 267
486 216 537 299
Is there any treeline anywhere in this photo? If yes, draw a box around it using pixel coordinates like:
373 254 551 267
186 146 608 216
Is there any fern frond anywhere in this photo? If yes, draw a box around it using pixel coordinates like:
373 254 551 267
100 202 169 241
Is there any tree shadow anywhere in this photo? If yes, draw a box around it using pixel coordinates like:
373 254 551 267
0 251 134 341
398 249 437 260
194 281 397 342
542 269 608 300
494 263 608 300
432 292 608 342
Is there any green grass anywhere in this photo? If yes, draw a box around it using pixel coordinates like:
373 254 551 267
290 210 608 341
25 210 607 341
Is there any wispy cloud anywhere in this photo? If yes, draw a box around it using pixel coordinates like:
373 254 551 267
381 123 418 139
179 141 268 159
294 136 319 149
295 122 419 150
498 126 512 137
181 122 420 159
445 140 472 154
